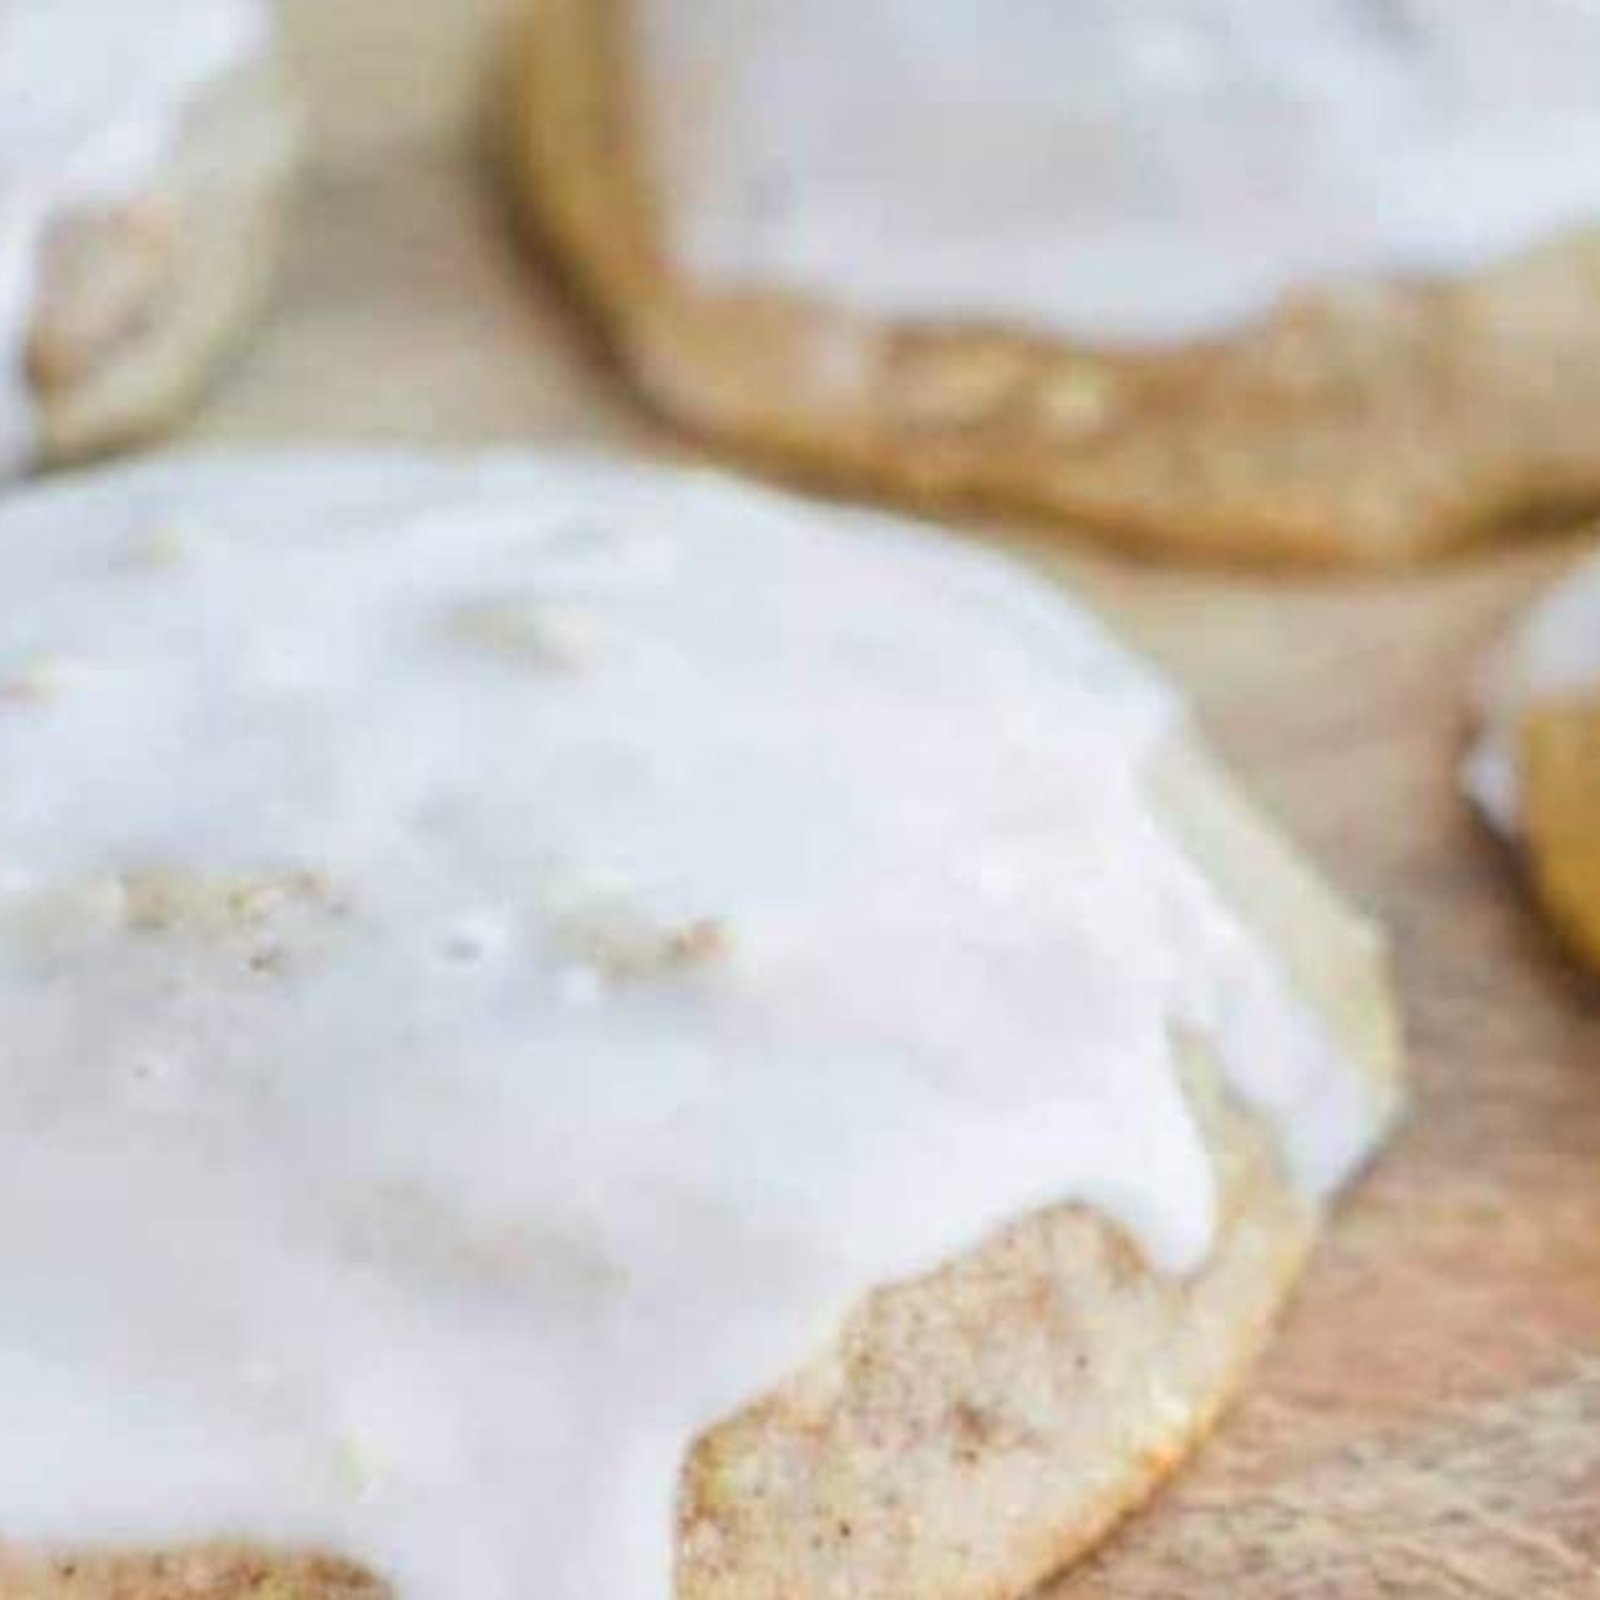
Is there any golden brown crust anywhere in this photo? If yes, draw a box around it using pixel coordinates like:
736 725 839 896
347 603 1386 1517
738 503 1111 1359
676 1053 1316 1600
1519 693 1600 973
0 1548 379 1600
504 0 1600 568
29 52 298 471
0 737 1400 1599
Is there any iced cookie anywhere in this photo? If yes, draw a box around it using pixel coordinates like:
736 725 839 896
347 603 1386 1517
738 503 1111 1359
1468 549 1600 971
508 0 1600 565
0 0 297 476
0 453 1400 1599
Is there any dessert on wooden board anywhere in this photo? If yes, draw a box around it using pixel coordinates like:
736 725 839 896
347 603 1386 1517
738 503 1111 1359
0 0 296 479
1469 547 1600 973
509 0 1600 565
0 452 1399 1598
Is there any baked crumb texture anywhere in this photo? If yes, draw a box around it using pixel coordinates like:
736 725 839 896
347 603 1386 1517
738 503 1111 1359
505 0 1600 567
0 741 1401 1599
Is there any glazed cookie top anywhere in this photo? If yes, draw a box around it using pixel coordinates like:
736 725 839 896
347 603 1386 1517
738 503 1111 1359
0 0 271 465
1467 551 1600 835
634 0 1600 344
0 454 1391 1598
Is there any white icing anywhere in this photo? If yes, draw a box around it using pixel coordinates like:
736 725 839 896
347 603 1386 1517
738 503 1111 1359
636 0 1600 345
1467 549 1600 836
0 453 1390 1598
0 0 270 468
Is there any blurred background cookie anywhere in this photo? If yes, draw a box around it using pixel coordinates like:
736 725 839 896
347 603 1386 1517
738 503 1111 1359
1469 550 1600 971
508 0 1600 565
2 0 297 477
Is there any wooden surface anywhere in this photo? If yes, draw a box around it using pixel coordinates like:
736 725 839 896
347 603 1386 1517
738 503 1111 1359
185 2 1600 1592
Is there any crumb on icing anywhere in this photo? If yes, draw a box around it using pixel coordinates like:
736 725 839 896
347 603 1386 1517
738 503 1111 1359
121 867 343 938
553 904 730 982
450 597 593 669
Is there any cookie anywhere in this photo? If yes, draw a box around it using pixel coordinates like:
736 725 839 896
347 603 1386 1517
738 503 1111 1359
507 0 1600 566
0 1 297 476
1468 549 1600 970
0 453 1400 1598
